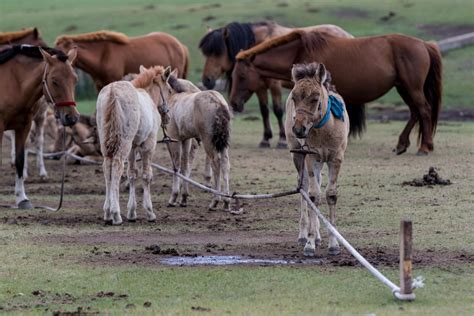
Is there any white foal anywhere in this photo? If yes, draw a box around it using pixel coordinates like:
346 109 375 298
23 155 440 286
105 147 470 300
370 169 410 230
96 65 170 225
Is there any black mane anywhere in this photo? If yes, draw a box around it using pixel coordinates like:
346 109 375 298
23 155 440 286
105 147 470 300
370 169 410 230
0 44 68 65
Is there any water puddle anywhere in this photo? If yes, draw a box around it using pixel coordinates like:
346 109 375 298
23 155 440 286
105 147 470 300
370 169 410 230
160 255 322 266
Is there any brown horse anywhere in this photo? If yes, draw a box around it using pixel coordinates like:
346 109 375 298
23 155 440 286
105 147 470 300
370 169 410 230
231 31 442 155
55 30 189 91
199 21 352 148
0 27 46 48
0 45 79 208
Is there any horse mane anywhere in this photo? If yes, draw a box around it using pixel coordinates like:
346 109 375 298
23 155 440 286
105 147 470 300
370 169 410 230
0 28 37 45
131 66 165 89
0 45 68 65
236 30 329 60
55 30 129 46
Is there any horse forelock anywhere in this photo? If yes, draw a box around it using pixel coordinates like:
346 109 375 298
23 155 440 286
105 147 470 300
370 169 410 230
55 30 129 46
199 29 225 57
292 63 336 92
0 28 37 44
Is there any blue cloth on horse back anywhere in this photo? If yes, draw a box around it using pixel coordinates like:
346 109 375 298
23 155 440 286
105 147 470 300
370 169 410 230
313 95 345 129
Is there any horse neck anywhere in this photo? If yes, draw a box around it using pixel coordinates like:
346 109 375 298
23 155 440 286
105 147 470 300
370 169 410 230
74 43 113 82
254 23 293 43
15 58 46 105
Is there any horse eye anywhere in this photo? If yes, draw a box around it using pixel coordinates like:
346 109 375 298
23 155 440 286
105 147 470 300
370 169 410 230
52 80 59 86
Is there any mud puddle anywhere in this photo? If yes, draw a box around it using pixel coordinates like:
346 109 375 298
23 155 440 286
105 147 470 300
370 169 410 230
160 255 321 266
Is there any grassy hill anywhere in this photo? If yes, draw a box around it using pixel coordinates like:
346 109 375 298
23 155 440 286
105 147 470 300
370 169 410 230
1 0 473 109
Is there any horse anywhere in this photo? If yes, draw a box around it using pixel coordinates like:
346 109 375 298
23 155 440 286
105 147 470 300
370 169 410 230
231 30 443 155
0 45 79 208
161 68 232 211
199 21 353 148
96 65 170 225
55 30 189 91
287 63 349 256
1 28 50 179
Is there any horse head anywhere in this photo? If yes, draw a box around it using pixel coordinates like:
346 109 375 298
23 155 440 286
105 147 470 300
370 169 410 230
40 48 80 126
199 29 232 89
229 57 264 113
290 63 329 138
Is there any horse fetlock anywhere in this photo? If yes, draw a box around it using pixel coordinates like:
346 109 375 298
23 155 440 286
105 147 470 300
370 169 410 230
146 211 157 222
303 241 316 257
326 193 337 205
112 212 123 225
179 194 188 207
168 193 178 207
208 199 219 211
259 139 271 148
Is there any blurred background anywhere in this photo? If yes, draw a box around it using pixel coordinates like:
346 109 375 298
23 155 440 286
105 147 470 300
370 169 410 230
1 0 473 115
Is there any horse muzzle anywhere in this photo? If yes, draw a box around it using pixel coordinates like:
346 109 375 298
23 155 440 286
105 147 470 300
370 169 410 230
202 76 216 90
292 125 308 139
60 110 80 127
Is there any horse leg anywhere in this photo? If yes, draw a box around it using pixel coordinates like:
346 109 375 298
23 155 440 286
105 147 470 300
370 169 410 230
326 159 343 255
293 152 309 246
102 157 113 223
140 147 156 222
256 89 272 148
304 158 323 257
220 148 231 211
110 158 124 225
395 86 419 155
14 125 32 209
8 131 16 167
167 141 181 207
203 155 212 187
126 147 138 222
205 144 222 211
179 139 192 207
269 82 287 149
35 109 48 179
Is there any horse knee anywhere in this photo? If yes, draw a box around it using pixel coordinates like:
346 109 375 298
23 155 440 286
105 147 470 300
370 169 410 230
326 189 338 205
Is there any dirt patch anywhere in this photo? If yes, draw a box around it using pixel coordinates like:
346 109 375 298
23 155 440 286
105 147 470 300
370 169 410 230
418 23 474 39
368 106 474 122
331 8 369 19
403 167 452 187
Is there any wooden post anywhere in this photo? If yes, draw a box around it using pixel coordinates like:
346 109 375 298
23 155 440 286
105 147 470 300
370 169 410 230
400 219 413 297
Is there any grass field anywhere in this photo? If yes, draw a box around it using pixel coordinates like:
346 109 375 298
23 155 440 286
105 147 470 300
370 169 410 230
1 0 473 108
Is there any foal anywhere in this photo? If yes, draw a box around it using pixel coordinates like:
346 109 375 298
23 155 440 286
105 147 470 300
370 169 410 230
286 63 349 256
161 69 232 211
96 66 170 225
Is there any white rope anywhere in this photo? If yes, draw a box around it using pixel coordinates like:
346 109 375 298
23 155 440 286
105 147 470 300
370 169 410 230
300 190 422 300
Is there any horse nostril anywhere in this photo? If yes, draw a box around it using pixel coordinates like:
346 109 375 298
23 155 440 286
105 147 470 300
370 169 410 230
202 77 215 89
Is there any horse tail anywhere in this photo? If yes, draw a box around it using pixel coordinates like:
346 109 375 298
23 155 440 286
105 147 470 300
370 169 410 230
424 41 443 136
103 87 123 158
181 45 190 79
212 105 231 152
346 103 366 138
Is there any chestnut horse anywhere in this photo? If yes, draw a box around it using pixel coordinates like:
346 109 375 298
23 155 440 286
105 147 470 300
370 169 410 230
55 30 189 91
0 45 79 208
231 31 442 155
199 21 352 148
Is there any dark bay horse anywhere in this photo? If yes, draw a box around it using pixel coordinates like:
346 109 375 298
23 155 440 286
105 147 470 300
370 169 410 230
0 45 79 208
199 21 352 148
55 30 189 91
231 31 442 155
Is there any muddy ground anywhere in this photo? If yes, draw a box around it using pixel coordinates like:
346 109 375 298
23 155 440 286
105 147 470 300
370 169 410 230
1 118 473 272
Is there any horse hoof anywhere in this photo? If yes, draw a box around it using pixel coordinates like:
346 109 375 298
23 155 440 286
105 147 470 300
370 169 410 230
276 142 288 149
303 247 316 257
167 203 176 207
259 141 271 148
179 202 187 207
18 200 33 209
416 150 429 156
394 147 407 155
104 220 113 226
147 218 156 223
297 237 307 246
113 220 123 226
328 247 341 256
127 218 137 223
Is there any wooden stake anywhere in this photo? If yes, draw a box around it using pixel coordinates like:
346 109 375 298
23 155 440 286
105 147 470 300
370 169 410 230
400 219 413 296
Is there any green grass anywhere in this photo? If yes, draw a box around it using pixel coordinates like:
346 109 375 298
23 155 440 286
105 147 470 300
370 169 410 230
1 0 473 108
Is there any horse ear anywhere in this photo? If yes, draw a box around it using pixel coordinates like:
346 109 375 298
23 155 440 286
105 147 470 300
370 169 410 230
67 48 77 65
163 66 172 78
223 27 229 39
39 48 55 65
206 25 213 33
139 65 147 74
317 63 327 83
33 27 39 39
